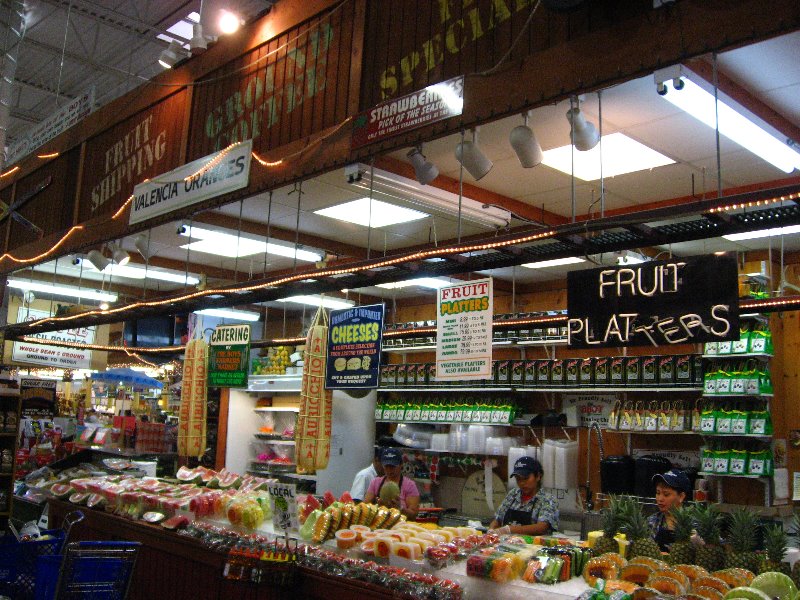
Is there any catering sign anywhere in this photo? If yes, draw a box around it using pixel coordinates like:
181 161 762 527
208 324 251 388
567 254 739 349
12 308 94 369
326 303 384 389
436 278 493 381
129 139 252 225
351 76 464 149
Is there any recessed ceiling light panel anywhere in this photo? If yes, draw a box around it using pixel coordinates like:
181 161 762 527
314 198 429 228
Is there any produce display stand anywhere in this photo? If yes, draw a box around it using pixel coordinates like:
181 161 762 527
48 499 592 600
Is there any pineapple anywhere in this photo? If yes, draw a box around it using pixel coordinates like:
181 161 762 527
593 495 631 556
695 503 726 572
760 523 790 575
724 507 761 573
622 501 662 560
668 506 696 565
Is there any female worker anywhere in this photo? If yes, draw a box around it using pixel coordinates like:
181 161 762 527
362 447 420 521
489 456 559 535
648 469 691 551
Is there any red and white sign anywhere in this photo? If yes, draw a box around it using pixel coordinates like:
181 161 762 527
351 76 464 149
436 277 493 381
12 308 95 369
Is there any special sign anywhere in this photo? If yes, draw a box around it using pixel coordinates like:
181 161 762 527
208 324 251 388
567 254 739 348
436 278 493 380
326 304 385 389
351 76 464 148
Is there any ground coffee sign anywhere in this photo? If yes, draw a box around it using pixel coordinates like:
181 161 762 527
567 254 739 348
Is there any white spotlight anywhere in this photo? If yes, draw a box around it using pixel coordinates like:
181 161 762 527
87 249 111 272
218 10 242 35
566 105 600 151
190 22 207 54
455 127 493 181
134 234 152 261
509 112 543 168
108 243 130 266
407 146 439 185
158 41 187 69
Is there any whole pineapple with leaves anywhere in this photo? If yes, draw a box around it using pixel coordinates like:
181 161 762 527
622 501 662 560
760 523 790 575
695 503 726 572
668 505 696 565
593 495 631 556
790 513 800 588
724 507 761 573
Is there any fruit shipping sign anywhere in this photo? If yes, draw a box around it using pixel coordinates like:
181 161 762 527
130 140 252 225
567 254 739 348
436 278 493 380
351 76 464 149
325 304 385 389
208 324 251 388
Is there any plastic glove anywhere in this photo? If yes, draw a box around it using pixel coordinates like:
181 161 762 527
492 525 511 535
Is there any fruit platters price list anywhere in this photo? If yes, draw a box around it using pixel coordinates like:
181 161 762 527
436 278 493 381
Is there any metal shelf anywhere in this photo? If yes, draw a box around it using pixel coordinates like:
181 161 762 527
0 432 17 437
702 393 773 399
254 407 300 413
380 385 702 393
252 438 295 445
245 375 302 393
702 353 773 359
280 472 318 482
376 419 514 426
698 471 770 479
382 338 570 353
703 433 772 440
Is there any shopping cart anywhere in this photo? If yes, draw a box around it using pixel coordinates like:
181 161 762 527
0 510 84 600
35 541 141 600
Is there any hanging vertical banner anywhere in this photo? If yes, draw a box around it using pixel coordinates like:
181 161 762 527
20 378 57 420
326 304 385 389
208 324 251 388
436 278 493 381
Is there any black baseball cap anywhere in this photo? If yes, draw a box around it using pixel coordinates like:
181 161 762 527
381 447 402 466
653 469 691 494
512 456 544 478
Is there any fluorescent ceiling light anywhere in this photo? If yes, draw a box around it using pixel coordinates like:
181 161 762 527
8 279 117 302
104 265 200 285
315 198 428 228
377 277 451 290
522 257 586 269
195 308 260 322
278 295 355 310
179 226 322 262
659 73 800 173
722 224 800 242
350 167 512 228
541 133 675 181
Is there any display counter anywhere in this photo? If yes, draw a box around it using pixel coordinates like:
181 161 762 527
48 499 591 600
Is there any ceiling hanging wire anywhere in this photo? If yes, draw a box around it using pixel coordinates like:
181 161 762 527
712 53 723 197
55 2 72 106
570 97 577 223
49 255 59 317
289 181 304 273
183 213 194 292
233 199 244 283
366 159 375 260
457 129 465 242
598 90 605 218
262 191 273 278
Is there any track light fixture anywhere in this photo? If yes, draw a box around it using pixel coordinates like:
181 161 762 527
407 145 439 185
455 127 493 181
86 249 111 272
190 22 207 54
158 40 188 69
108 243 130 266
566 99 600 151
509 111 543 168
133 234 152 261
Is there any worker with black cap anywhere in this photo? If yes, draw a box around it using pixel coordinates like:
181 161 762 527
489 456 559 535
362 447 420 521
649 468 692 551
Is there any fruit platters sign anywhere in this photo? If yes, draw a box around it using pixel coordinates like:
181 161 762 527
325 303 384 389
567 254 739 348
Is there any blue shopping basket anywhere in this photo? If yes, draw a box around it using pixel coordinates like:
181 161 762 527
0 511 84 600
35 541 141 600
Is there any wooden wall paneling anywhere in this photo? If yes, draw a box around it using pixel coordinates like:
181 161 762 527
72 143 87 226
78 90 189 223
7 149 80 250
0 181 13 253
215 387 231 470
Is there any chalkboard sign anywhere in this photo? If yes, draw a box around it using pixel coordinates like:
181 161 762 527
567 254 739 348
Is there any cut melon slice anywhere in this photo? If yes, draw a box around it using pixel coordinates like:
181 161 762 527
724 587 774 600
750 573 798 600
